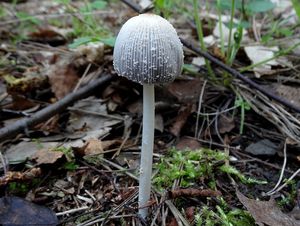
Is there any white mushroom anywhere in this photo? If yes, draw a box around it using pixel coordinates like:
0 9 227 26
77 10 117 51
113 13 183 220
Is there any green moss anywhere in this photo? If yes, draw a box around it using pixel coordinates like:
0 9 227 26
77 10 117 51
153 148 266 190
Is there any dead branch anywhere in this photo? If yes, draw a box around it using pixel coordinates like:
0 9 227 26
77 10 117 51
0 74 115 141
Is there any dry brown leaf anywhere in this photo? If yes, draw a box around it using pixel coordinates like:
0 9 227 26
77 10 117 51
175 136 201 150
73 42 104 65
167 218 179 226
77 139 120 156
236 190 300 226
31 149 64 165
29 27 66 45
218 114 235 134
185 206 195 224
80 138 104 156
167 78 204 103
170 104 193 137
47 62 79 99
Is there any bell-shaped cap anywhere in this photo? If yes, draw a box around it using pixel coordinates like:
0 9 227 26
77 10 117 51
113 14 184 84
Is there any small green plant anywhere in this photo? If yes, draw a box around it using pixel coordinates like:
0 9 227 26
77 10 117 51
153 148 265 190
193 0 216 80
277 179 297 208
195 204 255 226
56 0 115 48
292 0 300 20
234 95 251 134
63 161 79 171
10 11 41 42
53 146 79 171
0 7 6 19
154 0 192 18
8 178 41 195
261 19 295 43
8 182 30 195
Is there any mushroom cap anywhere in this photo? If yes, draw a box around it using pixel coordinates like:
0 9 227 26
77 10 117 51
113 14 184 84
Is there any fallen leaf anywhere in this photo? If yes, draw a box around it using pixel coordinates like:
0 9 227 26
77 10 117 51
218 114 235 134
192 57 205 67
1 141 58 168
29 27 67 45
170 104 193 137
167 218 179 226
73 42 104 65
0 196 58 226
244 46 292 77
167 78 205 103
245 139 278 156
155 114 164 133
47 61 79 99
236 190 300 226
139 0 152 8
185 206 195 224
31 149 64 165
175 136 202 150
81 138 104 155
66 97 122 140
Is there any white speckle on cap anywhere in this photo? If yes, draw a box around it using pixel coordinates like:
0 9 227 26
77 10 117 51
113 14 184 84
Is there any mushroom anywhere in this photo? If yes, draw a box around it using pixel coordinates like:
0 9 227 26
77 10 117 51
113 14 183 219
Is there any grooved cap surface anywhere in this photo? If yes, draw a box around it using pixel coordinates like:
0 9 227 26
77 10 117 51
113 14 184 84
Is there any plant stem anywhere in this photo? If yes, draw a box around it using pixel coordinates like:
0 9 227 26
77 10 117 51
138 84 155 220
193 0 216 80
226 0 235 64
217 0 225 55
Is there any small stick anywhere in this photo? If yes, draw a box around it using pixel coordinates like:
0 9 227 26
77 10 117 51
56 206 89 216
195 80 207 137
265 140 287 196
168 188 221 199
0 74 114 141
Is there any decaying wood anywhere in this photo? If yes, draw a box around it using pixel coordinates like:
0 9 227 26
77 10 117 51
168 188 221 199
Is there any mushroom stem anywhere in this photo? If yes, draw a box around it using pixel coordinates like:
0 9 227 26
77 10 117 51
138 83 155 219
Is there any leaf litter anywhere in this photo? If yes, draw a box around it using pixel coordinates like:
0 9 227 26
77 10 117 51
0 0 300 225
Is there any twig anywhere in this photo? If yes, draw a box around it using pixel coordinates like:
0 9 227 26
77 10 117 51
168 188 221 199
265 168 300 196
56 206 89 216
0 74 114 141
165 200 190 226
195 80 207 137
232 149 294 174
78 214 136 226
68 107 124 121
100 157 138 181
265 140 287 196
120 0 143 13
73 63 92 92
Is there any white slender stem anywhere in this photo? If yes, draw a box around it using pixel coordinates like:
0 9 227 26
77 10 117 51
138 84 155 220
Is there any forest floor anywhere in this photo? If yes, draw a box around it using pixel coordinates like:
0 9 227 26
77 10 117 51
1 0 300 225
